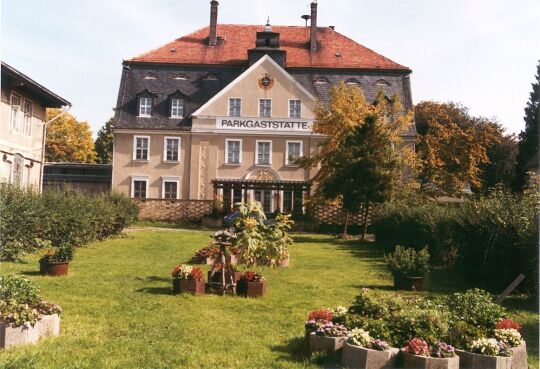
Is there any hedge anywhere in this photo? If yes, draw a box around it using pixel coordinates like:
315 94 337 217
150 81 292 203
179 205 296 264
0 183 139 261
371 186 539 294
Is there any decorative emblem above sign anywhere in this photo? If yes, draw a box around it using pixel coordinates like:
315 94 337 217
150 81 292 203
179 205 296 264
258 73 274 90
215 117 313 133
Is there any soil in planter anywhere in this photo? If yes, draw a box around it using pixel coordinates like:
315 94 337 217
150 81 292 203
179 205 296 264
41 262 69 276
236 280 266 298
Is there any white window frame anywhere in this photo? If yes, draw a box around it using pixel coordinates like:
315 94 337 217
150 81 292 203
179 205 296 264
9 93 21 133
131 176 149 198
225 139 242 165
285 140 303 166
138 97 152 117
170 98 184 118
258 98 272 118
288 99 302 118
162 176 180 200
163 136 181 162
255 140 272 165
228 98 242 117
23 99 33 136
133 135 150 161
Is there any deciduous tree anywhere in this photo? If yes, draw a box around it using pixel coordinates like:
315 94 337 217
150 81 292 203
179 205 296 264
94 118 114 164
302 82 413 238
45 109 96 163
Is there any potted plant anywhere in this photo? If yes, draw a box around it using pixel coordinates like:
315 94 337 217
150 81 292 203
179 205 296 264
456 337 512 369
309 321 348 354
384 246 429 290
402 338 459 369
305 309 334 340
191 245 219 264
495 320 527 369
171 264 205 295
236 271 266 298
39 244 74 276
0 275 62 349
341 328 399 369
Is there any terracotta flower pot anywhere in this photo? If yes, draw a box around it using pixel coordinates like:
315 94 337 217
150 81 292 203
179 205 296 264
456 349 512 369
341 342 399 369
393 275 424 291
207 270 242 284
402 351 459 369
510 341 528 369
236 279 266 298
41 261 69 276
308 332 346 354
173 279 205 295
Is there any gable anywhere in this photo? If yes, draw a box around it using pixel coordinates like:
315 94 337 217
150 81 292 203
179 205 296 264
192 55 316 119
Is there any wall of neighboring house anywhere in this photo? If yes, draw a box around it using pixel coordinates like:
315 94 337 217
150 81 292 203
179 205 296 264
0 83 46 189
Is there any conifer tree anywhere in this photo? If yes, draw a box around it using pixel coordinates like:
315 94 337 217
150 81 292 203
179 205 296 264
94 118 114 164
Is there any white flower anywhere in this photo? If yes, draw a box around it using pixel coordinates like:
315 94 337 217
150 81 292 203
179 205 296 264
494 329 522 348
330 305 348 317
347 328 372 347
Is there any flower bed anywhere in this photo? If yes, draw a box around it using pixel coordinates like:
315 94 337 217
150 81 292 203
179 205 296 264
0 275 62 349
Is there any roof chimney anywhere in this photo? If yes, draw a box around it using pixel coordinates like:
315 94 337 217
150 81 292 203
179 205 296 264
209 0 219 46
310 1 318 52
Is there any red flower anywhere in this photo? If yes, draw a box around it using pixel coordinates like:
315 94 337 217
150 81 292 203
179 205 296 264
496 319 521 331
189 267 204 281
403 338 430 357
171 265 182 278
308 309 333 322
241 271 263 282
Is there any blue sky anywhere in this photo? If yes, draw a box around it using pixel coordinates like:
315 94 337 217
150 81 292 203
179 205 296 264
2 0 539 136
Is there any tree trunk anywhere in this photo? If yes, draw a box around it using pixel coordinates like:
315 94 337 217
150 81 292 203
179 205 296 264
343 211 350 237
361 203 370 240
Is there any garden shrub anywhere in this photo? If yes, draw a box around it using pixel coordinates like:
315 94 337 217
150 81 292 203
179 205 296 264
348 288 404 319
372 185 539 293
390 307 450 346
0 184 139 261
0 274 40 306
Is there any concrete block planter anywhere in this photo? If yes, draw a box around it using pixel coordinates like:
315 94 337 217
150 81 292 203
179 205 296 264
456 349 512 369
38 314 60 338
40 261 69 276
510 341 528 369
236 279 266 298
402 351 459 369
0 322 40 349
172 279 205 295
308 332 346 354
341 342 399 369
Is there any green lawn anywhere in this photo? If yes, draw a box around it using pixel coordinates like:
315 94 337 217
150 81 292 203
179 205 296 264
0 229 538 369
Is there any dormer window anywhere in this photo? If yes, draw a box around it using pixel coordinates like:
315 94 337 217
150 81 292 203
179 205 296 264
143 73 158 80
173 73 187 80
171 98 185 118
346 78 360 86
374 79 390 86
314 77 329 85
205 74 219 81
139 97 153 117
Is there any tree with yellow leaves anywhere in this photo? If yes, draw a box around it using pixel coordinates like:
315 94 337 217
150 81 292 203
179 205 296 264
45 109 96 163
301 82 415 237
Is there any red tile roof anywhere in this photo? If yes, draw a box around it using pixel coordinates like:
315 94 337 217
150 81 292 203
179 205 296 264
130 25 410 71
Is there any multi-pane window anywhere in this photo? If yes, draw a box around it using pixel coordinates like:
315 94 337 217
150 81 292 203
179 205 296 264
286 141 302 165
259 99 272 117
134 136 149 160
23 100 33 136
133 180 147 198
170 98 184 118
229 98 242 117
9 94 21 133
256 141 271 165
139 97 152 117
254 190 272 213
163 181 178 199
289 100 301 118
12 155 23 186
226 139 241 164
232 188 243 204
164 137 180 161
283 191 293 213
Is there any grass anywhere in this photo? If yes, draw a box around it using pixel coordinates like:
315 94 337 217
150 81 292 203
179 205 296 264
0 229 538 369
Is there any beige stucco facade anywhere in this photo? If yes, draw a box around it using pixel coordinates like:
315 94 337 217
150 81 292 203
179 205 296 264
0 86 47 189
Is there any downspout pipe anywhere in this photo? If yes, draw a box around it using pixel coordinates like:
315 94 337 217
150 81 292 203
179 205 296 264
38 105 72 193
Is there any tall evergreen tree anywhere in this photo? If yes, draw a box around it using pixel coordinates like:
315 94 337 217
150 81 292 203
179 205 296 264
94 118 114 164
514 61 540 191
